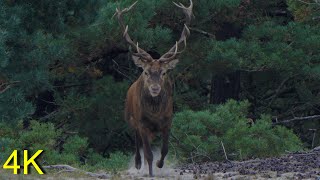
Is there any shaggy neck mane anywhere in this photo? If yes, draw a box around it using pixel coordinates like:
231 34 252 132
139 80 168 113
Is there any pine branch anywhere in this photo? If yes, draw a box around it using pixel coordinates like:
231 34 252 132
189 27 215 38
273 115 320 125
53 83 90 89
39 110 59 121
112 59 134 82
267 76 292 107
0 81 20 94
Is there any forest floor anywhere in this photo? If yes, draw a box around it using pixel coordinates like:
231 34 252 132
0 147 319 180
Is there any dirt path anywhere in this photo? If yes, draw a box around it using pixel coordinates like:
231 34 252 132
1 147 319 179
123 147 320 179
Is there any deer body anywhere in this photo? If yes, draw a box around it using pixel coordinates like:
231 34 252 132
114 0 193 176
125 74 173 135
124 62 175 175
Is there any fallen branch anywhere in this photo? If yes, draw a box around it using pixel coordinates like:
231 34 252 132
189 27 215 38
313 16 320 20
295 0 320 5
273 115 320 125
309 129 317 149
43 165 110 179
221 141 229 161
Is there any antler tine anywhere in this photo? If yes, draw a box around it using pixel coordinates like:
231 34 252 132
173 0 192 9
136 42 140 53
174 41 178 54
112 8 119 19
158 0 193 63
172 2 184 9
123 25 129 37
173 0 193 23
114 1 153 62
127 1 138 11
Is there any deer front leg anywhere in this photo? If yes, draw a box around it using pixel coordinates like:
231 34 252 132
141 131 154 177
157 128 169 168
135 130 142 169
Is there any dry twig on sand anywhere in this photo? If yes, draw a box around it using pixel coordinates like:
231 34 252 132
43 165 110 179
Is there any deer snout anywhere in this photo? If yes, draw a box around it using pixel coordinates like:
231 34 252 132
149 85 161 97
151 85 160 91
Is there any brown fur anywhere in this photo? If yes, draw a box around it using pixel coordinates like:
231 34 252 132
119 0 193 175
124 62 174 176
125 75 173 130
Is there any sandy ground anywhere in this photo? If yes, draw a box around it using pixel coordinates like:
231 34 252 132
1 147 319 180
121 147 320 179
122 148 193 179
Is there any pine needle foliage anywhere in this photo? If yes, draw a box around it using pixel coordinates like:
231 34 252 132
171 100 303 162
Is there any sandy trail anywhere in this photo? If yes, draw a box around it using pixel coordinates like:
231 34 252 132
122 148 194 180
1 148 318 179
121 147 320 179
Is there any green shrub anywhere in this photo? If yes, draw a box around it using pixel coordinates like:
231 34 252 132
0 121 61 165
18 121 61 150
0 121 131 172
0 121 85 166
224 114 302 160
0 137 16 164
95 151 130 171
63 135 88 157
64 76 131 153
171 100 303 162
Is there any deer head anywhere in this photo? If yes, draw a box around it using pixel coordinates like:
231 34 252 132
114 0 193 97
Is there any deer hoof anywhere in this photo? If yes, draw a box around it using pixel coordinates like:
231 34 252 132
135 158 141 169
156 160 164 168
135 162 141 169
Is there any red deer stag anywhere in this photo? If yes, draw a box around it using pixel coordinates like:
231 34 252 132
114 0 193 177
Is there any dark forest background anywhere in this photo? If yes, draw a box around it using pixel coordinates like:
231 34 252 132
0 0 320 170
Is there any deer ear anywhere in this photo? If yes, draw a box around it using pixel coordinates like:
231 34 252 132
132 55 146 68
165 59 179 70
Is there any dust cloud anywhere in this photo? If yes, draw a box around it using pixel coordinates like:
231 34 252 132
124 147 192 179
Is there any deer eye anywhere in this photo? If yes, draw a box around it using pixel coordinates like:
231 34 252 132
144 72 149 76
162 72 166 76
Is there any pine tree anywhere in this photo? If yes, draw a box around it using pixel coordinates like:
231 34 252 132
1 0 319 153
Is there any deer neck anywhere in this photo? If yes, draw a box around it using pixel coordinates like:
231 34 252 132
139 78 168 113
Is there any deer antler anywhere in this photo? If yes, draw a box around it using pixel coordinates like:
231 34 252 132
113 1 153 62
158 0 193 63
